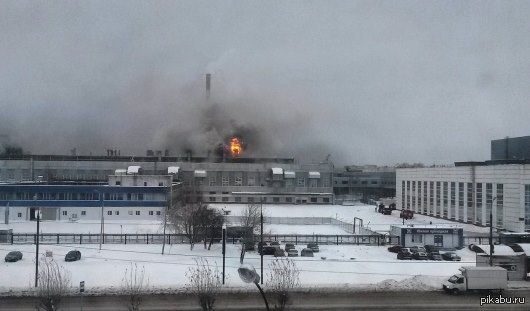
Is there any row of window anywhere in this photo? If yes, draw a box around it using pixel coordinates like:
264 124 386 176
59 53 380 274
0 192 160 201
202 196 330 203
402 180 504 227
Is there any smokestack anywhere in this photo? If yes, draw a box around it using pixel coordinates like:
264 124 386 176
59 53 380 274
206 73 211 101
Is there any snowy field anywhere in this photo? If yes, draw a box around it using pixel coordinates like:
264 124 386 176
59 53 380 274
0 243 477 294
0 203 503 295
0 203 490 235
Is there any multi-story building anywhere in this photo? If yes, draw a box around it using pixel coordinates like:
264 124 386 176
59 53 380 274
0 173 177 222
333 166 395 204
397 160 530 232
0 154 334 206
491 136 530 161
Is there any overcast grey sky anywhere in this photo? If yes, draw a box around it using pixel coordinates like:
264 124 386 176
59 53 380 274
1 0 530 166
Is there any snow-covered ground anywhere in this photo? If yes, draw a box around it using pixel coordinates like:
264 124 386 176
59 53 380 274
0 243 477 294
0 203 505 295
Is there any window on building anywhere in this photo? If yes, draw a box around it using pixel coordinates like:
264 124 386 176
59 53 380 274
222 197 228 202
286 197 292 203
235 175 242 186
525 185 530 229
434 235 443 247
235 197 241 203
17 212 22 218
159 182 164 186
310 197 317 203
107 211 112 215
144 182 148 186
443 182 448 218
486 183 492 226
62 211 67 216
297 177 305 187
247 175 255 186
341 180 348 185
248 197 254 203
115 181 121 186
411 234 423 243
115 211 119 216
135 211 140 216
209 176 216 187
81 211 86 216
137 194 144 201
497 184 504 228
309 179 318 188
149 211 154 216
323 197 330 203
467 183 474 222
209 197 216 202
273 197 279 203
128 211 133 215
450 182 456 219
156 211 161 216
222 176 229 186
476 183 483 224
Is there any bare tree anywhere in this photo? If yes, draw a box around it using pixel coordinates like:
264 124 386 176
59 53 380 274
266 258 300 311
185 257 222 311
121 263 149 311
35 257 72 311
241 204 260 231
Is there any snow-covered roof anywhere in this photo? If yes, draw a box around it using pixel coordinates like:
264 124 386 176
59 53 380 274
271 167 283 175
284 171 296 179
194 170 207 178
167 166 180 174
475 244 525 256
127 166 142 175
309 171 321 178
114 169 127 175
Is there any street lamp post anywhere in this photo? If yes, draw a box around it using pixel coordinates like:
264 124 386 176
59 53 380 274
260 197 264 285
238 264 270 311
35 205 40 287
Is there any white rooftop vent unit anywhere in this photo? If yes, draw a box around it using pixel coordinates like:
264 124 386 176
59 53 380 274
271 167 283 175
194 170 207 178
284 171 296 179
115 169 127 175
127 166 142 175
168 166 180 174
309 171 321 178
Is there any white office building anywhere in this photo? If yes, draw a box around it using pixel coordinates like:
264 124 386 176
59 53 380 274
396 161 530 232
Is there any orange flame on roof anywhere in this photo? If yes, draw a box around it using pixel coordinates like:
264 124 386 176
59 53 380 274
229 137 242 157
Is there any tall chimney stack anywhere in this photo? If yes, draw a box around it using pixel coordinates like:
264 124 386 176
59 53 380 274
206 73 211 101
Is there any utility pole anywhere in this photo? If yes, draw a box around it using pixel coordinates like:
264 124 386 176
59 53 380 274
260 197 264 285
35 206 40 287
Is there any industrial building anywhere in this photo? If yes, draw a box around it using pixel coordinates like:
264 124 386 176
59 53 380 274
0 154 334 209
333 165 395 204
491 135 530 161
396 161 530 232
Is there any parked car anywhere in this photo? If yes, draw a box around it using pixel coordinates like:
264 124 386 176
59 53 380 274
259 246 276 255
270 241 281 249
257 242 268 253
285 243 296 251
274 249 286 257
301 248 314 257
410 246 427 254
397 248 412 260
287 249 298 257
412 251 428 260
468 244 482 253
387 245 402 253
424 245 440 254
400 210 414 219
428 252 443 261
65 250 81 262
307 243 319 252
441 252 461 261
5 251 23 262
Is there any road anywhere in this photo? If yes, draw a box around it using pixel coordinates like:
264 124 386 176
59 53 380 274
1 290 529 310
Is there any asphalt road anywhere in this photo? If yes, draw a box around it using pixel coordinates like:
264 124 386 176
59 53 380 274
1 290 529 311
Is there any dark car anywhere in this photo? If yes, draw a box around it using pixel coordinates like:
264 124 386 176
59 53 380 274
285 243 296 251
270 241 281 249
287 249 298 257
410 246 427 254
441 252 461 261
387 245 402 253
424 245 440 254
397 248 412 260
257 242 268 253
307 243 319 252
428 252 443 261
301 248 314 257
412 251 428 260
259 246 276 255
65 250 81 262
274 249 285 257
5 251 23 262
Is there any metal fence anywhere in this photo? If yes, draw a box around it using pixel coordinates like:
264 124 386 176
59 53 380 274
5 233 389 246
